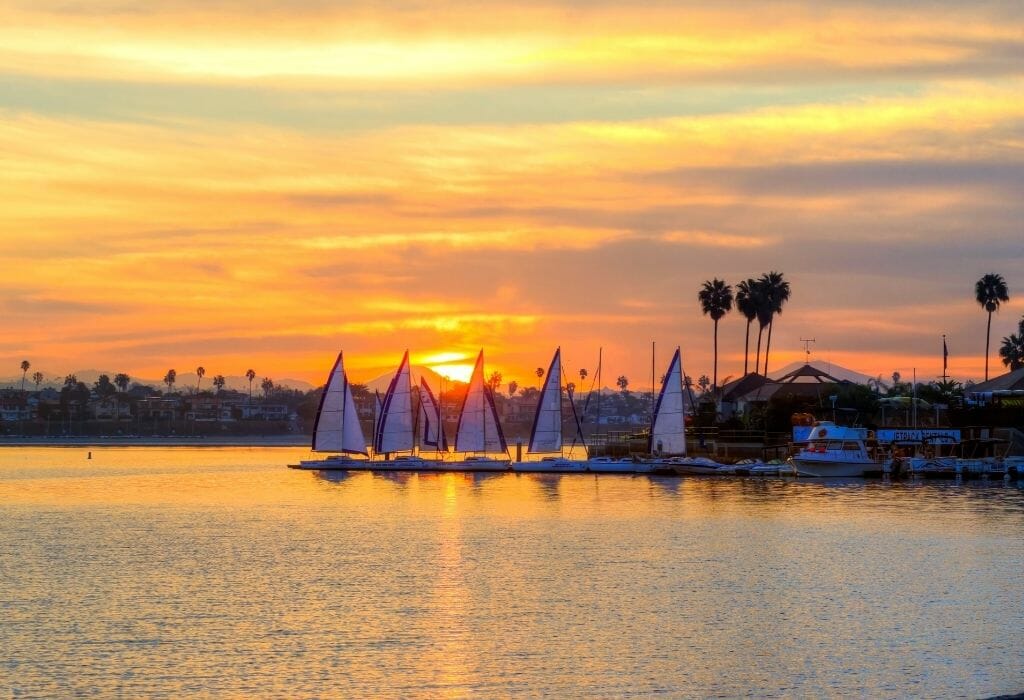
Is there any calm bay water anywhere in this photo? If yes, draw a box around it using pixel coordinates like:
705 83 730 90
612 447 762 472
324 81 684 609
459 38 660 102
1 447 1022 698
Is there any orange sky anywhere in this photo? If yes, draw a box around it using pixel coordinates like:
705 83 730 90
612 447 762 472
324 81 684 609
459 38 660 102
2 1 1023 388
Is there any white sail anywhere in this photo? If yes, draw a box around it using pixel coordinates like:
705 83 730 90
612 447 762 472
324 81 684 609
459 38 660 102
529 348 563 453
650 347 686 456
418 377 448 451
342 377 367 454
312 351 368 455
455 350 508 454
375 350 415 455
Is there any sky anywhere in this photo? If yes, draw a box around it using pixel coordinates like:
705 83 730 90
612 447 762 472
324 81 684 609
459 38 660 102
2 0 1023 388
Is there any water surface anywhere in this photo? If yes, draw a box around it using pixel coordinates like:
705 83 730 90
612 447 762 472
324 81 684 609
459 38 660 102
1 447 1022 697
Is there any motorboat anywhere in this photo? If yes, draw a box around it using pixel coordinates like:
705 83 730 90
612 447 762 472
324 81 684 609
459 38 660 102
789 421 888 477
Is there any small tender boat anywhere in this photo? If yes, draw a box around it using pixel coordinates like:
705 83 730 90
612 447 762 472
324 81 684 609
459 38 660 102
789 422 887 477
666 456 727 476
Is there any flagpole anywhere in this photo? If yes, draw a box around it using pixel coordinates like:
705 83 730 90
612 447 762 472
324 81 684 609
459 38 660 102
942 334 949 382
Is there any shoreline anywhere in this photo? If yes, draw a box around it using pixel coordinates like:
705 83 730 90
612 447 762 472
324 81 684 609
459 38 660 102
0 436 311 448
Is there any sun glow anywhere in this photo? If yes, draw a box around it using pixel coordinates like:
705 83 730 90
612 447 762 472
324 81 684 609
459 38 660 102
430 363 475 383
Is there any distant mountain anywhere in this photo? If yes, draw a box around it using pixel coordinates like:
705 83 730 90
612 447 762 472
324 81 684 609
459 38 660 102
0 369 313 393
364 365 458 394
768 360 878 386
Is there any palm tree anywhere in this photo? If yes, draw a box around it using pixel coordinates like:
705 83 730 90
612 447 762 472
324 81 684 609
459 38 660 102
752 278 772 375
535 367 544 386
164 369 176 394
999 316 1024 371
734 279 759 375
32 371 44 390
579 368 588 384
507 380 518 398
698 278 733 392
246 369 256 401
213 375 226 393
20 360 30 392
759 271 791 375
261 377 274 398
196 366 206 392
486 371 502 392
975 273 1010 380
114 373 131 392
616 375 629 394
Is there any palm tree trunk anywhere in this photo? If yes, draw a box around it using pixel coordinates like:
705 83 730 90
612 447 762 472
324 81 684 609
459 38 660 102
765 318 774 375
986 310 992 380
713 318 719 393
743 320 751 375
755 325 764 376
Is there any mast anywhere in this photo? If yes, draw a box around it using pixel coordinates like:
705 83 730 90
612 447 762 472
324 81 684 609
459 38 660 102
651 341 656 434
596 347 602 447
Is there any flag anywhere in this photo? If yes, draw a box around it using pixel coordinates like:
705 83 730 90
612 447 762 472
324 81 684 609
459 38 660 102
943 336 948 373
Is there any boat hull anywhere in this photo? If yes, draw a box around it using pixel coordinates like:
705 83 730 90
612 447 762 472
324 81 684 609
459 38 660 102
789 458 878 478
513 459 589 474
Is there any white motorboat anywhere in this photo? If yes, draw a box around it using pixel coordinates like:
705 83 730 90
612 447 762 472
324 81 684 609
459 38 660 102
789 422 887 477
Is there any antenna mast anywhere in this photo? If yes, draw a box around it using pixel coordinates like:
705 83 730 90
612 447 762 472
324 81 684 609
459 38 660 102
799 338 816 364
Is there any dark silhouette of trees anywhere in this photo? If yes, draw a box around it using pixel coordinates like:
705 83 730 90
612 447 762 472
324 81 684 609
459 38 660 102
486 371 502 392
246 369 256 401
94 374 116 397
698 278 733 392
261 377 274 398
32 371 44 390
164 369 177 394
735 279 758 375
196 366 206 392
20 360 30 392
507 380 518 398
760 271 791 375
213 375 226 393
114 373 131 392
616 375 629 394
975 273 1009 380
999 316 1024 371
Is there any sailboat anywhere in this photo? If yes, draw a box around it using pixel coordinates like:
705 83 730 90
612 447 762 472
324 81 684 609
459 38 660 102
418 377 449 456
634 347 689 474
293 350 369 469
371 350 422 468
515 348 588 473
450 350 511 471
582 347 642 473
